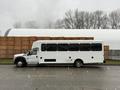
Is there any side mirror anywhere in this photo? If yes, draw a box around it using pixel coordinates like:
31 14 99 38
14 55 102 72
27 51 31 56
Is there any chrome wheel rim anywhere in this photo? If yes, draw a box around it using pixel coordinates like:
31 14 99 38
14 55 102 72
76 62 81 67
17 61 23 67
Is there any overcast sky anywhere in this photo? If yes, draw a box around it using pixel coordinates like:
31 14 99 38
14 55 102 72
0 0 120 34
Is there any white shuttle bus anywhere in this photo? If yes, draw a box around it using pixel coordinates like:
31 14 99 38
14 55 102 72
14 40 104 67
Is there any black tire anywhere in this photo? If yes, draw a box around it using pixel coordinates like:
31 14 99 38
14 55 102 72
15 59 27 67
74 60 83 68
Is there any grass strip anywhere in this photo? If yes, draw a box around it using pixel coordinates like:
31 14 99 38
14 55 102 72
105 59 120 65
0 59 13 65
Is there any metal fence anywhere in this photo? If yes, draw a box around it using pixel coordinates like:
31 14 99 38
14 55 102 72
109 50 120 60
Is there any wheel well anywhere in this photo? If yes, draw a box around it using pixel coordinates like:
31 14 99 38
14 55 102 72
74 59 84 64
14 57 26 64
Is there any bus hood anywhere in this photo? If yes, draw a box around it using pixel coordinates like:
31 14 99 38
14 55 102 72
14 53 25 58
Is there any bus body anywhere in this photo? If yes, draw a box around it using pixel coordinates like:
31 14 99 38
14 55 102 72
14 40 104 67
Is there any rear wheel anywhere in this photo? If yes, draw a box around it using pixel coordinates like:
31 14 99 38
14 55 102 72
74 60 83 68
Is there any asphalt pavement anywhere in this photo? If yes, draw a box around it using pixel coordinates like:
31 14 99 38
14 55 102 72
0 65 120 90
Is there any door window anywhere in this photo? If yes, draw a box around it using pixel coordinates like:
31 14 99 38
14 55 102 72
30 47 39 55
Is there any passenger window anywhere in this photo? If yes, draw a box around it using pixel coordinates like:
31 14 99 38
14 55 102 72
58 44 68 51
46 44 57 51
69 44 79 51
41 44 46 51
80 43 90 51
91 43 102 51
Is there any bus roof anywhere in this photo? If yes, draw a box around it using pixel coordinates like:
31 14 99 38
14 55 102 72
34 40 103 43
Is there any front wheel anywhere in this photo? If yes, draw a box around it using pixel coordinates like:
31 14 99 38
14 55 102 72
16 60 27 67
74 60 83 68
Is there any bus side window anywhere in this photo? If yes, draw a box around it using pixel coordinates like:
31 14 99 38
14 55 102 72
41 44 46 51
80 43 90 51
68 44 79 51
91 43 102 51
46 44 57 51
58 44 68 51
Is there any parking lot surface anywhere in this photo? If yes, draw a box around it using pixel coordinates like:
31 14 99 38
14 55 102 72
0 65 120 90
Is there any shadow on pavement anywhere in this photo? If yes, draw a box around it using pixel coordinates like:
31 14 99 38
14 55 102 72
13 64 103 69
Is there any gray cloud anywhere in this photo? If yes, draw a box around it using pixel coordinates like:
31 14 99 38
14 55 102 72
0 0 120 33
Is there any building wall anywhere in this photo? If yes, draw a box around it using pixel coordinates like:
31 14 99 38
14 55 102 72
104 46 109 60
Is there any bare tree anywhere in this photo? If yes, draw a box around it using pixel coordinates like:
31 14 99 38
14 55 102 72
74 9 80 29
74 10 86 29
55 10 107 29
109 10 120 29
55 9 120 29
84 12 94 29
62 10 92 29
92 10 104 29
101 14 109 29
63 10 75 29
